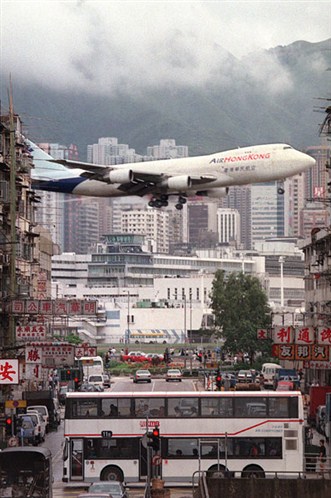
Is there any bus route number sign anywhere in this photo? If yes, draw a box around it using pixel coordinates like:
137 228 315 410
101 431 113 439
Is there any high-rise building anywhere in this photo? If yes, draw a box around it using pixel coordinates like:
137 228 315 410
120 208 169 253
251 182 285 248
146 139 188 159
221 186 251 249
217 208 241 246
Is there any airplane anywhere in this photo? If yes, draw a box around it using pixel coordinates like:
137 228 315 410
28 141 315 209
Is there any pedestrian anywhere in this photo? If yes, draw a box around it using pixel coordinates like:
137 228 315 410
319 439 327 477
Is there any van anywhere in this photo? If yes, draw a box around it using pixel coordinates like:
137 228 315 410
27 405 49 433
261 363 282 389
88 374 104 390
25 410 46 441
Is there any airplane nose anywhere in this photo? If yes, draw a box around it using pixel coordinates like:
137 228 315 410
304 154 316 169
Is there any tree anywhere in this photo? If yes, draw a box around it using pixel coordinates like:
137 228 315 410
210 270 272 363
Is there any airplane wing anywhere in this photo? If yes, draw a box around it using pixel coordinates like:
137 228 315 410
49 158 218 195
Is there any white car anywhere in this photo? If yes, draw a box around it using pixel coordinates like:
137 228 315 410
27 405 49 432
133 369 152 383
88 374 104 390
166 369 182 382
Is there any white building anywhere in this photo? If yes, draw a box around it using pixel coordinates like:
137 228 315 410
120 209 170 253
217 208 240 246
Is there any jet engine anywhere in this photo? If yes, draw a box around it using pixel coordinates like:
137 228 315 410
162 175 192 190
108 169 133 184
197 187 229 198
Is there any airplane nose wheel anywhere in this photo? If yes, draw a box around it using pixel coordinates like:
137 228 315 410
175 203 183 210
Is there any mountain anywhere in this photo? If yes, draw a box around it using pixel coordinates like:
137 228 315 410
4 38 331 158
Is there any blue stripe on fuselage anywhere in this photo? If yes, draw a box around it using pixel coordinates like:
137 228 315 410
32 177 86 194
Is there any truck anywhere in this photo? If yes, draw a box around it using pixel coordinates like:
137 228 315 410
307 385 331 427
22 390 61 431
273 368 300 390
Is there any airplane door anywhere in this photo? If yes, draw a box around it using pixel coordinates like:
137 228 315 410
70 439 84 480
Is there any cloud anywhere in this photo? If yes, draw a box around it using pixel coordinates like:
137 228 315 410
1 0 330 96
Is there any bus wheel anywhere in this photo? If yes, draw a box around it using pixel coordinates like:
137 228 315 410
101 465 124 482
241 465 265 478
207 464 227 478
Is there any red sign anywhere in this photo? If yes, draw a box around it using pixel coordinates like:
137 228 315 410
295 327 314 344
16 324 47 340
257 329 268 340
273 326 294 344
0 359 19 384
317 327 331 345
294 344 311 360
278 344 294 360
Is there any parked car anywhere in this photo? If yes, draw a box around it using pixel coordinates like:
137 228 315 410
18 411 45 443
24 409 46 441
133 369 152 383
103 373 111 388
166 368 182 382
237 370 253 383
16 415 37 445
27 405 49 432
121 351 149 362
88 481 128 497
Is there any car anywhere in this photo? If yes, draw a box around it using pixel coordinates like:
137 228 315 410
24 409 47 441
27 405 49 432
88 481 128 498
77 494 113 498
103 373 111 388
166 368 182 382
16 415 37 445
79 383 103 392
88 374 104 390
237 370 253 383
121 351 149 362
133 369 152 383
18 411 45 443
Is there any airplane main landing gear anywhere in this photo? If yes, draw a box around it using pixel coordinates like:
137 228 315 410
148 195 169 208
175 196 187 210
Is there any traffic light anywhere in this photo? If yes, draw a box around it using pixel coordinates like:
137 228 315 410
5 416 13 436
216 375 222 390
147 427 160 451
74 377 80 391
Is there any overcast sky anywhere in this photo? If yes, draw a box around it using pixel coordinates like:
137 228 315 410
1 0 330 96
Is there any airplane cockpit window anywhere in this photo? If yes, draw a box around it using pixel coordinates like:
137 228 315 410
283 146 292 149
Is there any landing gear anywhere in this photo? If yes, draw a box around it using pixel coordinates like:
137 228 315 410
175 196 187 210
277 181 285 195
148 196 169 208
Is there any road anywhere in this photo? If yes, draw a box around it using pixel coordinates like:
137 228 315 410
45 376 197 497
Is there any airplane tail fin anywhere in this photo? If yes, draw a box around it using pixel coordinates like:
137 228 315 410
27 140 77 181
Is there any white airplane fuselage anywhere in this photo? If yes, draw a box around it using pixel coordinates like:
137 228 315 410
30 142 315 200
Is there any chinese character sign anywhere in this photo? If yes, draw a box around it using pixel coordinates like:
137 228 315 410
25 347 42 364
0 359 19 384
278 345 294 360
75 346 97 358
317 327 331 345
295 327 314 345
273 326 294 344
256 329 268 340
16 324 47 340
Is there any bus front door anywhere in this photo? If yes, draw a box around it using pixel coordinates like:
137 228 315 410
139 440 148 480
70 439 84 481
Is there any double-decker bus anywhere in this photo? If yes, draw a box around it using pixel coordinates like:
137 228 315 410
62 390 304 484
0 447 52 497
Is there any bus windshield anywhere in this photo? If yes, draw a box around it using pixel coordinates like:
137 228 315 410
0 447 52 497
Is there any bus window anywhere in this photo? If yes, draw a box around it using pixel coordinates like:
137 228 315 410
234 397 267 417
269 397 289 417
201 397 219 416
73 399 98 417
219 398 233 417
168 398 198 417
167 438 199 457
